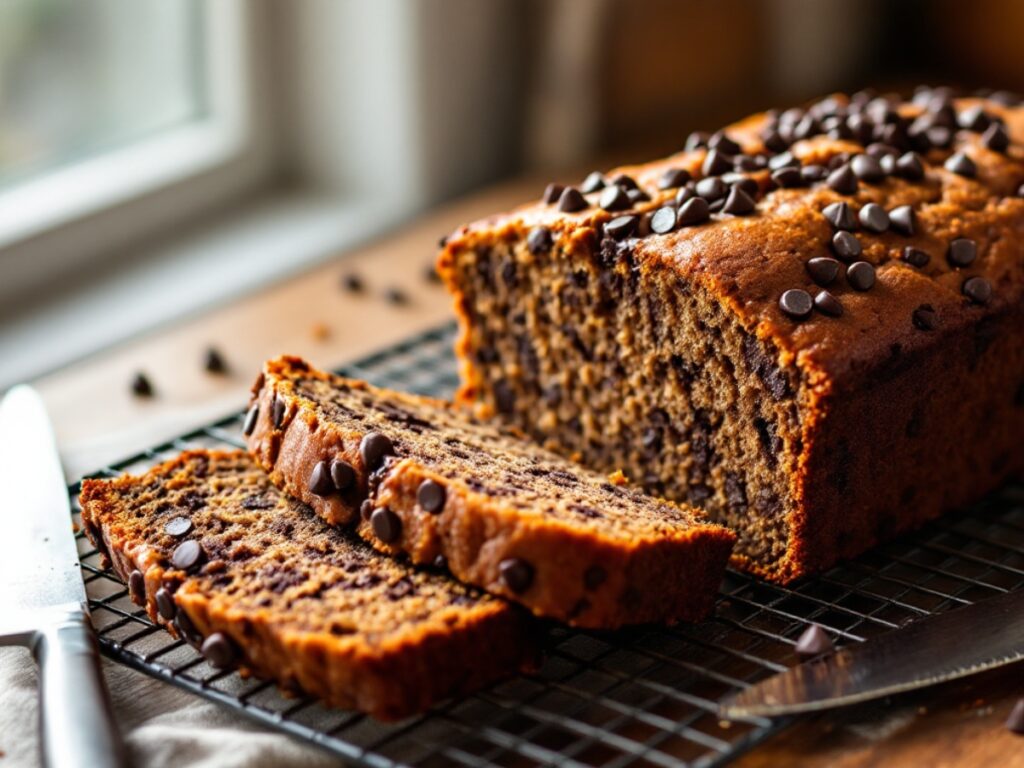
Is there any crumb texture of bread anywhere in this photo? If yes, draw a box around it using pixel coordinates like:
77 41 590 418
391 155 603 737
79 450 537 721
438 89 1024 583
245 357 735 628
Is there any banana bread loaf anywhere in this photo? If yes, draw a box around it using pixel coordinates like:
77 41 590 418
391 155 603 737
244 357 735 628
79 450 538 720
438 86 1024 583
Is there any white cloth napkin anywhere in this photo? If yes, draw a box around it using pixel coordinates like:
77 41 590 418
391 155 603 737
0 648 346 768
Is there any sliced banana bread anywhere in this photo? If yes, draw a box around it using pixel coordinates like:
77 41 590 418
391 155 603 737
438 87 1024 583
244 357 735 628
79 450 538 721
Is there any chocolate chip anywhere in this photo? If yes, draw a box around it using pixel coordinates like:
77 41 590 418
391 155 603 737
779 289 813 320
371 507 402 543
384 287 408 305
708 130 741 155
981 123 1010 152
201 632 238 669
677 197 711 226
360 431 394 471
944 152 977 178
831 230 862 261
814 290 844 317
155 588 176 620
823 201 857 231
851 153 885 183
794 624 834 657
580 171 606 193
359 499 373 521
912 304 939 330
203 348 228 374
806 257 840 286
826 164 858 194
675 185 695 206
242 404 259 436
608 173 638 190
626 188 649 205
542 183 564 205
128 570 145 603
658 168 691 189
733 154 762 172
650 206 677 234
695 177 727 202
956 105 986 131
1005 699 1024 735
847 261 876 291
866 142 898 159
341 273 364 292
171 540 204 572
271 395 286 428
605 215 638 240
963 276 992 305
762 129 788 153
768 151 796 170
164 517 193 538
527 226 554 254
499 558 534 593
308 461 334 496
583 565 607 590
947 238 977 267
770 166 803 188
858 202 890 233
598 184 630 211
685 131 709 151
801 164 828 183
901 247 930 268
417 479 446 513
557 186 587 212
895 151 925 180
702 148 733 177
424 263 442 283
131 373 154 398
888 205 915 236
722 186 756 215
330 460 355 491
175 610 202 647
927 125 953 148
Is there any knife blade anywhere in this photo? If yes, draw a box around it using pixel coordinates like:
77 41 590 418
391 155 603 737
0 385 127 768
721 588 1024 718
0 386 85 625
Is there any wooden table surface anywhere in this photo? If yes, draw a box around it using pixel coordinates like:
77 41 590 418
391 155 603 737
28 179 1024 766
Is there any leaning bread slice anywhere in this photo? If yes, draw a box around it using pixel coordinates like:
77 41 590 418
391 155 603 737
79 450 537 721
244 357 736 628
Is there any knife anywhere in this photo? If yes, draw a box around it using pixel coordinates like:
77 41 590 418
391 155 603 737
0 386 128 768
721 587 1024 718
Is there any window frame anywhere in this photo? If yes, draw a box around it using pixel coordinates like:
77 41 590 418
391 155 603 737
0 0 270 302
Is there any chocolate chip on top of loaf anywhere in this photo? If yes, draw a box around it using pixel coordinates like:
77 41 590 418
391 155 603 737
438 86 1024 584
244 357 735 628
79 450 538 720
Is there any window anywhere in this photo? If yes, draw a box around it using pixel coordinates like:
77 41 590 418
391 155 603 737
0 0 204 188
0 0 259 300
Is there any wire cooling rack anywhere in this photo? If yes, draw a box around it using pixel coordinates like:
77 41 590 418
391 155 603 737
70 323 1024 767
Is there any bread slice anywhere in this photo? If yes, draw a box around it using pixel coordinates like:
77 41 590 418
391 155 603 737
244 357 736 628
79 450 538 721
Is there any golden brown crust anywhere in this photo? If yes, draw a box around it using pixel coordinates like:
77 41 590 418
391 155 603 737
245 358 735 627
437 90 1024 583
79 450 538 720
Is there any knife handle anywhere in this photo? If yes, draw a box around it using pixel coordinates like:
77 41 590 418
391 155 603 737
33 610 128 768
